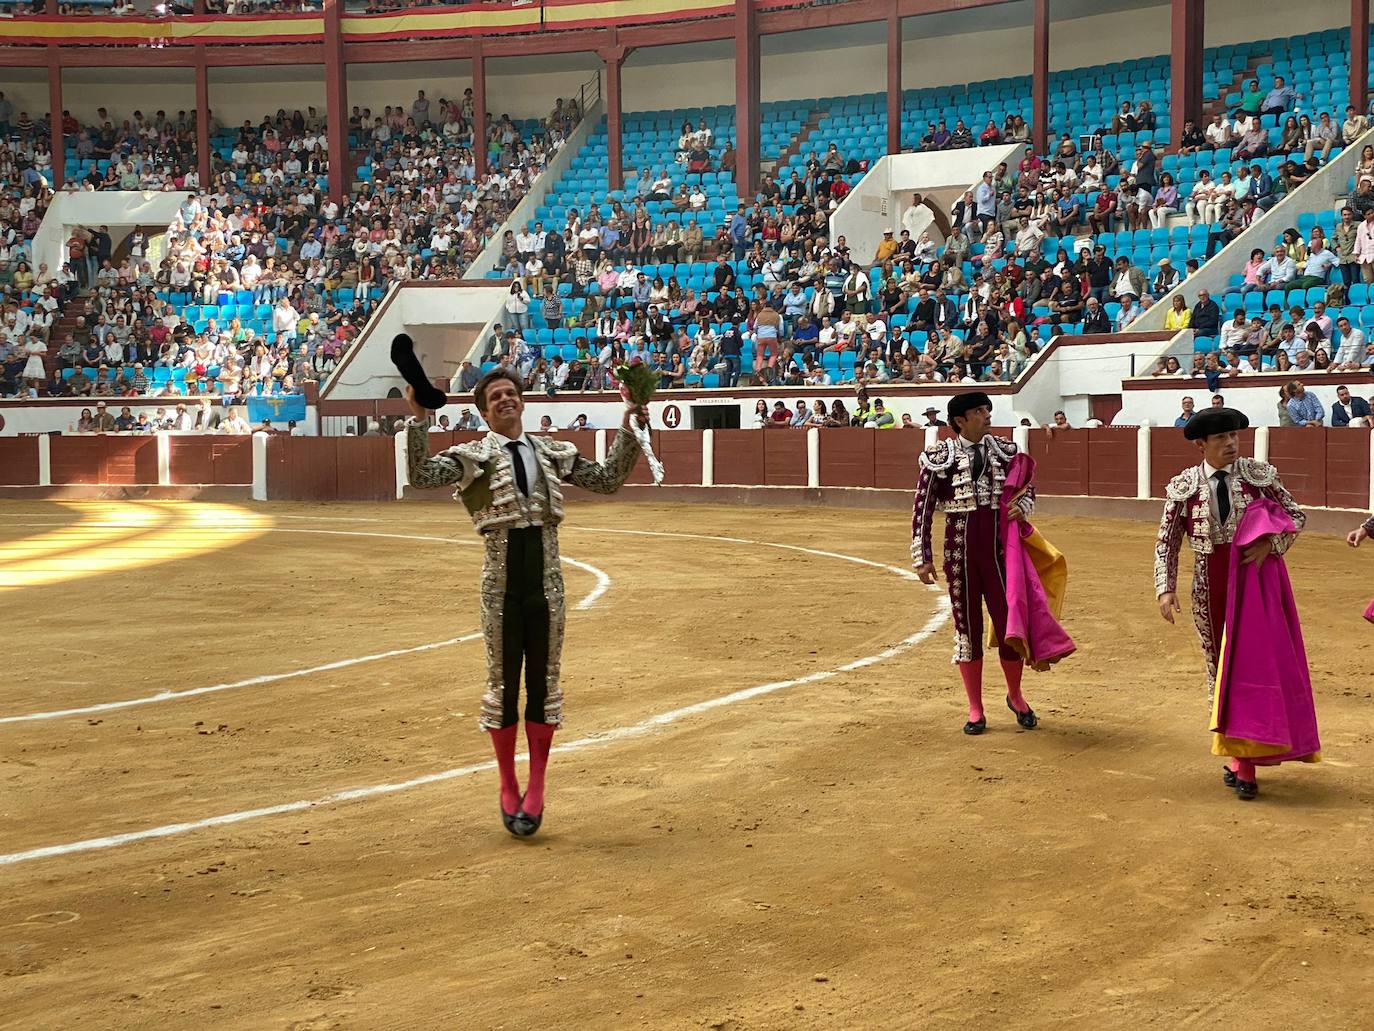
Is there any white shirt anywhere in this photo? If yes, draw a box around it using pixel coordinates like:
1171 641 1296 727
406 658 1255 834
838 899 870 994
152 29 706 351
1202 460 1235 525
493 430 542 499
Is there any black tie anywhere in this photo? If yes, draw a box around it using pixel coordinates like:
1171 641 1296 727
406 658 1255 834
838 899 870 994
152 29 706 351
506 441 530 496
970 442 985 483
1213 469 1230 524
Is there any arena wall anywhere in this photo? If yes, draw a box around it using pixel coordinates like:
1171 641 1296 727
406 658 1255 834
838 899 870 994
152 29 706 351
4 427 1371 519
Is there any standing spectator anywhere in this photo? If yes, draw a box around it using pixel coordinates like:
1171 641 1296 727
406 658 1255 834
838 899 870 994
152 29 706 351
1286 381 1324 426
1355 205 1374 283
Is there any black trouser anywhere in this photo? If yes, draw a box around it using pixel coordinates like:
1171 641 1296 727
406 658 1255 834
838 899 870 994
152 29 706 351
498 526 550 727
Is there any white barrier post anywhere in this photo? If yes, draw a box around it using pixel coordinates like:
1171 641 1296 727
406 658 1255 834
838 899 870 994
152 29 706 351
1252 425 1270 464
594 429 608 463
701 429 714 487
923 425 941 450
156 433 172 486
807 427 820 488
1012 424 1030 453
394 428 408 500
36 434 51 487
1136 421 1152 499
250 431 269 502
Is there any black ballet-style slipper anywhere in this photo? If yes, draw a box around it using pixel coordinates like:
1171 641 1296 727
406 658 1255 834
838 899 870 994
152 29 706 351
1235 779 1259 801
390 332 448 410
963 717 987 736
1006 696 1038 729
1222 765 1239 789
510 809 544 837
501 804 519 835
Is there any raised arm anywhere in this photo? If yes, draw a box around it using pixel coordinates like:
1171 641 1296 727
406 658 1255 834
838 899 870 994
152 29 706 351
404 419 479 491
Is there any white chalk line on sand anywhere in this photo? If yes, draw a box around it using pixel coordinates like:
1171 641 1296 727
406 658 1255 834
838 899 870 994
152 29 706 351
0 525 948 867
0 527 608 725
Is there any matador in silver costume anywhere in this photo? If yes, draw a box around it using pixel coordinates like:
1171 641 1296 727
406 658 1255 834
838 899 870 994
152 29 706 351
404 368 643 838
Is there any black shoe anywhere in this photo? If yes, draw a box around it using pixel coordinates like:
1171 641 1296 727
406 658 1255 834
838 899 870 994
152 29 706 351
510 809 544 836
501 804 519 835
1222 765 1238 789
1235 779 1259 801
963 717 987 736
1007 696 1038 729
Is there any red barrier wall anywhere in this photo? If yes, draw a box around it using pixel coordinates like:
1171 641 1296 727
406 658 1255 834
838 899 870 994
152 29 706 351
653 430 703 486
763 430 808 486
0 438 39 485
1325 429 1371 511
1267 428 1327 508
1149 428 1255 496
873 431 925 490
266 437 395 501
168 438 253 485
1086 428 1138 499
714 430 765 486
49 435 157 485
1028 430 1088 496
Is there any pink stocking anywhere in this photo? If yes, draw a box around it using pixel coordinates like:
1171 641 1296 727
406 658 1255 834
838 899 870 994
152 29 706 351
522 721 556 817
1001 658 1029 713
489 725 521 817
1235 758 1257 782
958 660 984 722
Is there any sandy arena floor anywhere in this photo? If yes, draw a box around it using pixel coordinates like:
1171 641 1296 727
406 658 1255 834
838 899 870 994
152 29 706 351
0 498 1372 1030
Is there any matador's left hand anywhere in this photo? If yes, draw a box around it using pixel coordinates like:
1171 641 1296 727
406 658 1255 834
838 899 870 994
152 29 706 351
622 403 649 432
1241 534 1274 567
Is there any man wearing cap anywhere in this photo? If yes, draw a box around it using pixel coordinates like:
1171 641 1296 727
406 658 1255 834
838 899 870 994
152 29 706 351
874 228 898 264
1154 407 1311 799
912 391 1041 734
922 406 946 428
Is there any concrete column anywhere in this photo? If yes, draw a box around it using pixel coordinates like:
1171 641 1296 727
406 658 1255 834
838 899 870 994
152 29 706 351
701 428 714 486
1136 422 1152 499
394 427 408 500
251 432 269 501
37 433 52 487
472 48 488 179
1032 0 1049 156
323 0 350 205
195 57 211 192
157 433 172 486
886 11 902 156
806 427 820 488
1252 425 1270 464
734 0 760 198
47 52 62 189
1353 0 1370 115
1170 0 1205 148
1013 424 1031 453
594 428 608 463
601 48 626 191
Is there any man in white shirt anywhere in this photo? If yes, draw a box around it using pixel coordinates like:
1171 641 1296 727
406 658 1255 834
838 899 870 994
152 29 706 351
1333 317 1368 369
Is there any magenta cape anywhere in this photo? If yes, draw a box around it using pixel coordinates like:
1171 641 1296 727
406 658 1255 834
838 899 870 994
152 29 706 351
1210 498 1321 763
995 453 1076 670
1364 597 1374 624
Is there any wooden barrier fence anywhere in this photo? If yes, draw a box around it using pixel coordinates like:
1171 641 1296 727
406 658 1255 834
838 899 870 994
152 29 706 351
1 428 1371 513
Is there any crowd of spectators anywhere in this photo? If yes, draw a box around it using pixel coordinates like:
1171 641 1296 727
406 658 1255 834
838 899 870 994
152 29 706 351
0 91 579 410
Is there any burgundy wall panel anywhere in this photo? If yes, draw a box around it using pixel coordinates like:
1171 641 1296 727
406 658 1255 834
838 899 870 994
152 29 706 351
1085 427 1138 499
335 437 396 501
713 430 765 485
1028 429 1089 496
0 437 40 485
654 429 703 485
1267 428 1326 508
762 430 809 486
1325 429 1371 511
168 438 213 484
819 428 875 488
874 430 925 490
210 440 253 485
49 436 105 485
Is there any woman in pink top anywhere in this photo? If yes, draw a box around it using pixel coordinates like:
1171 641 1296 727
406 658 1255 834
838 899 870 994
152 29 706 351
1239 247 1266 294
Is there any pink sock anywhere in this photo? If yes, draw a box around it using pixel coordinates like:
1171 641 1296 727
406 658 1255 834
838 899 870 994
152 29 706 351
1235 758 1257 782
958 660 985 721
521 721 557 817
1001 658 1029 713
1229 757 1242 774
489 725 521 816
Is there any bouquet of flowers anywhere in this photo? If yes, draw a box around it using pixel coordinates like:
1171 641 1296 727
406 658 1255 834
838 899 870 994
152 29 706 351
615 359 664 484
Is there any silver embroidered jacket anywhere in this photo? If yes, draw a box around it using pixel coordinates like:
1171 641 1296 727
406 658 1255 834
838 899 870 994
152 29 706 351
1153 458 1305 596
910 435 1034 567
405 422 641 533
